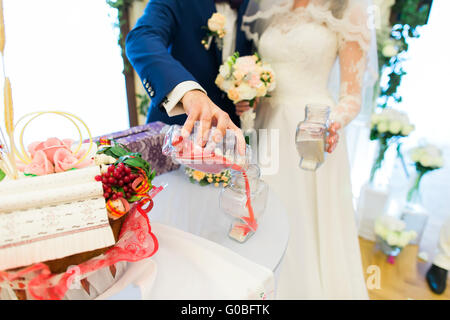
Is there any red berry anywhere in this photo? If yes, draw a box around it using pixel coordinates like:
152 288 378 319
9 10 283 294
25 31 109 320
112 194 118 200
104 192 110 199
123 186 129 192
102 172 109 178
106 187 112 193
113 172 121 179
102 177 108 184
108 165 115 172
95 175 102 181
125 167 131 174
118 162 125 168
126 193 132 199
117 192 123 198
118 180 124 187
108 177 115 184
124 176 130 183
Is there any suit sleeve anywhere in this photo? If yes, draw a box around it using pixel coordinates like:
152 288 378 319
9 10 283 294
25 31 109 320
125 0 198 110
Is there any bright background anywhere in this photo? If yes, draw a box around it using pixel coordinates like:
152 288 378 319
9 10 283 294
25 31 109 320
0 0 129 145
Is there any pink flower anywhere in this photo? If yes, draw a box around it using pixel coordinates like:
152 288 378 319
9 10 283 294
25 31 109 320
248 72 262 88
24 150 55 176
28 137 73 162
53 148 92 173
234 56 257 75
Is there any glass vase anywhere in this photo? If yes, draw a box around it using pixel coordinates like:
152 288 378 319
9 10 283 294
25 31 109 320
400 171 429 246
376 236 402 264
219 164 269 243
369 139 390 189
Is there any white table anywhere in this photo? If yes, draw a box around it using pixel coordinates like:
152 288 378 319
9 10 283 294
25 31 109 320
104 168 289 300
150 168 290 272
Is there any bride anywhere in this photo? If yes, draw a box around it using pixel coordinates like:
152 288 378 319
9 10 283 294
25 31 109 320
241 0 377 299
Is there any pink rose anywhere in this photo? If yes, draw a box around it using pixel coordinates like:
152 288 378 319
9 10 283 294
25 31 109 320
24 150 55 176
248 72 262 88
28 138 73 162
53 147 93 173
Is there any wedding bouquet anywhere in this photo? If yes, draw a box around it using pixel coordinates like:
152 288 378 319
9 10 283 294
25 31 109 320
369 109 415 183
215 52 276 132
407 144 444 202
375 215 417 263
185 167 230 187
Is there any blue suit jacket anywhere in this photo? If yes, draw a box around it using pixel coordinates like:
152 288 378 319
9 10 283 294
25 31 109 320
126 0 253 126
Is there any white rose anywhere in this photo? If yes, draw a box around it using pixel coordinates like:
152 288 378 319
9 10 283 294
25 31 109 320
219 63 231 78
419 154 433 167
382 44 398 58
388 120 402 134
377 121 388 133
371 114 382 126
410 150 422 163
94 153 116 166
221 79 234 92
208 13 226 33
401 124 414 136
375 222 388 239
386 232 399 247
237 83 257 101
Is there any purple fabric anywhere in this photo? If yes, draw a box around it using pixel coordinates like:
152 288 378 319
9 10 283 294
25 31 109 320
94 121 179 176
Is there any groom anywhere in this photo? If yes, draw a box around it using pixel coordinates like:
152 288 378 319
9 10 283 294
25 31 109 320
126 0 253 142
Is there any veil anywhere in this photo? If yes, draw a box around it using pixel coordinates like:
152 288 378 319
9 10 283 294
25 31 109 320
241 0 379 120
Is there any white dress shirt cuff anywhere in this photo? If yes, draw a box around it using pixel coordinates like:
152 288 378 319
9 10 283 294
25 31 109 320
163 81 206 117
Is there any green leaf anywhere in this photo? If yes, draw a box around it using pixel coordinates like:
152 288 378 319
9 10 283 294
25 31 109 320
0 169 5 182
127 195 141 203
198 179 210 186
189 177 197 184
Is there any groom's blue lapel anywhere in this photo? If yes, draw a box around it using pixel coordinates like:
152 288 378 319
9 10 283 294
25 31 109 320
235 0 250 54
202 0 251 67
201 1 222 67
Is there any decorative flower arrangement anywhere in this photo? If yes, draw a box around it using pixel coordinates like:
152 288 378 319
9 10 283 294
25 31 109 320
95 139 157 220
407 144 444 202
185 166 231 187
374 0 432 109
215 52 276 132
202 12 226 50
375 215 417 264
15 138 96 176
369 109 415 183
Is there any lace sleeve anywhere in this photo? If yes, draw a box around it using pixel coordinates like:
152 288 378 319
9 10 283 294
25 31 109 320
329 2 371 128
330 39 366 128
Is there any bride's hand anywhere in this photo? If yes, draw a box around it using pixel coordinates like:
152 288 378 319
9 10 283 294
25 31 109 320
326 122 341 153
235 98 259 116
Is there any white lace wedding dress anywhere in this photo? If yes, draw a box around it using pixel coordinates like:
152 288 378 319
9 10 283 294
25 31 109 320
253 2 370 299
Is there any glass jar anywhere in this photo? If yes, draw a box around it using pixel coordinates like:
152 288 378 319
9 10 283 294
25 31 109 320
295 104 330 171
162 122 251 174
219 164 268 243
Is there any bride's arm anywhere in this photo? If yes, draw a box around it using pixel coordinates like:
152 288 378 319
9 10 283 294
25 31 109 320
330 40 366 129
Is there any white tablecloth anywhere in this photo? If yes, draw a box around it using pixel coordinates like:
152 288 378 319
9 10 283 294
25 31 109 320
100 168 289 300
150 168 290 271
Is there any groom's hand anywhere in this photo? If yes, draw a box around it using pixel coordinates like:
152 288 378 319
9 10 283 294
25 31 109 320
180 90 245 154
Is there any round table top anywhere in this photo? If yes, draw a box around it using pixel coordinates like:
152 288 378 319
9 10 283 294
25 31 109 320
150 168 289 271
